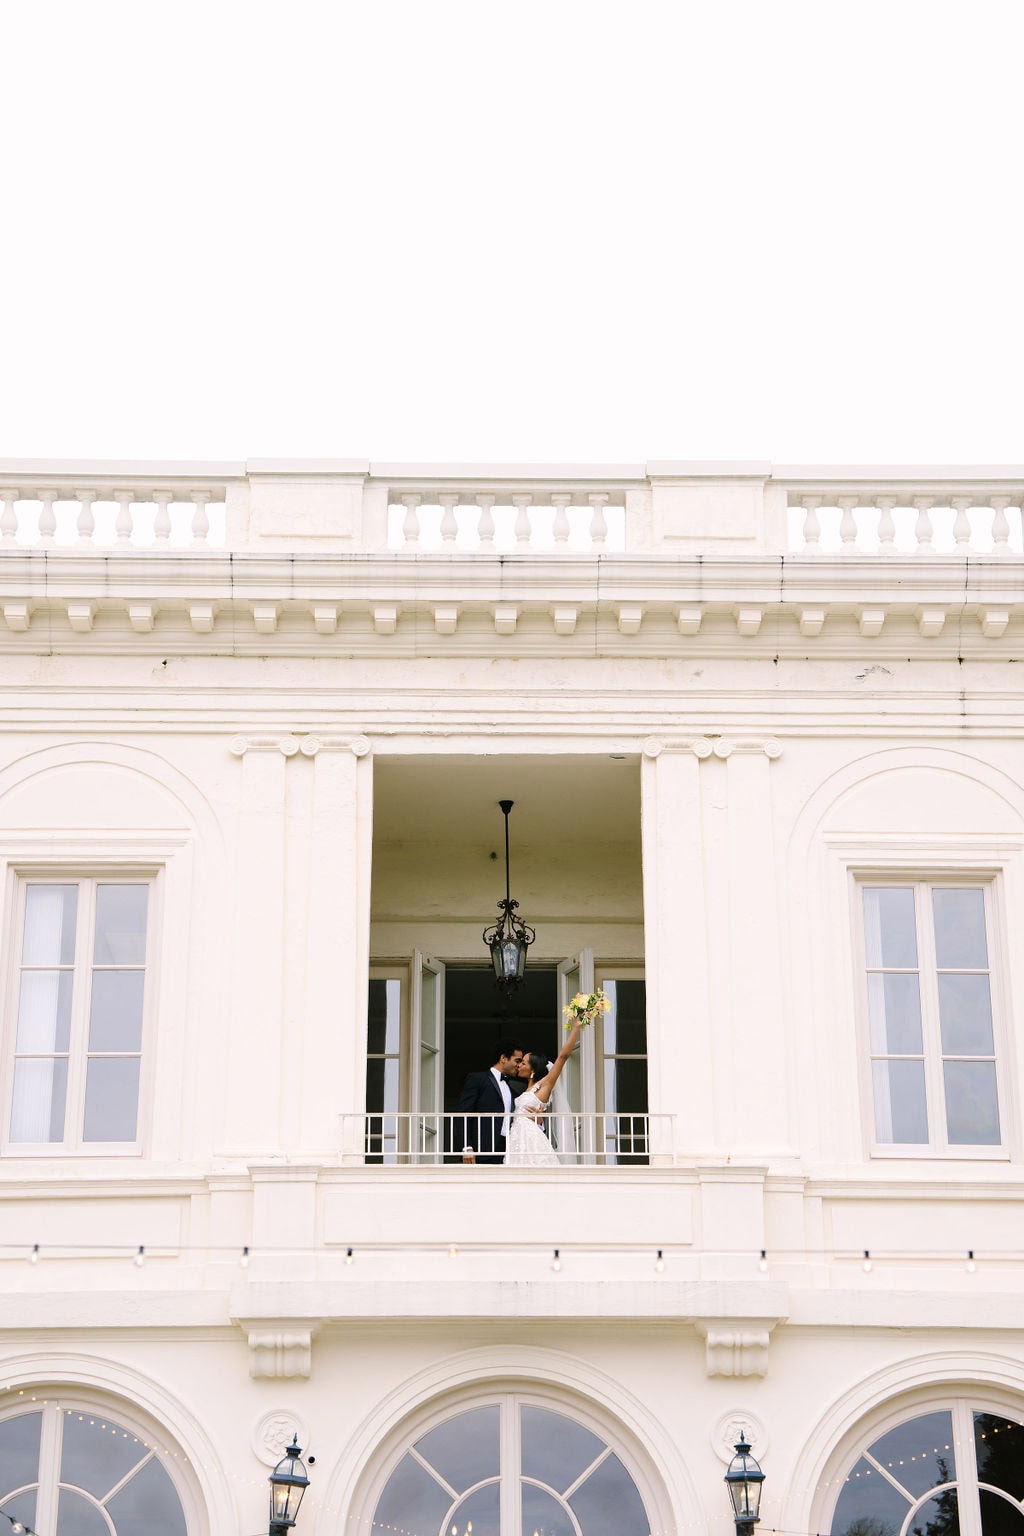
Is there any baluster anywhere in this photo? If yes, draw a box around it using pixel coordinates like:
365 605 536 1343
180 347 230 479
114 490 134 546
476 493 496 551
800 496 822 550
438 493 459 545
587 492 609 549
951 496 973 551
913 496 934 553
512 493 533 547
75 490 96 547
37 490 57 545
190 490 211 545
551 493 572 547
153 491 173 542
876 496 897 554
837 496 859 553
0 489 19 543
400 493 421 548
989 496 1011 555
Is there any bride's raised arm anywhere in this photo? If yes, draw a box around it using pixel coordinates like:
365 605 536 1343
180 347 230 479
533 1021 583 1105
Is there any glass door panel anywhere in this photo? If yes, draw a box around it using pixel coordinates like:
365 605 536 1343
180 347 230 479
411 951 445 1162
557 951 595 1161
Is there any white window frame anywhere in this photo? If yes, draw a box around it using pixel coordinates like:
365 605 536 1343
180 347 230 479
851 867 1011 1160
2 864 162 1157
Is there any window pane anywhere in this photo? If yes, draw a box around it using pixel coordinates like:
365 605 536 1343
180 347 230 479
944 1061 1000 1144
908 1488 959 1536
937 975 994 1057
415 1406 499 1492
23 885 77 966
83 1057 140 1141
93 885 148 965
933 889 988 970
522 1483 576 1536
60 1412 148 1499
16 971 73 1053
869 1413 955 1498
831 1455 910 1536
867 973 923 1055
0 1411 42 1497
872 1059 928 1143
103 1454 187 1536
372 1452 452 1536
521 1407 605 1495
88 971 145 1053
603 1059 649 1117
863 888 918 968
447 1483 500 1536
974 1414 1024 1500
569 1452 649 1536
56 1486 111 1536
603 980 647 1055
979 1490 1024 1536
367 978 401 1055
11 1057 68 1142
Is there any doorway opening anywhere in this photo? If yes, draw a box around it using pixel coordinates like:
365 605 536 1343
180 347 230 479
443 966 557 1111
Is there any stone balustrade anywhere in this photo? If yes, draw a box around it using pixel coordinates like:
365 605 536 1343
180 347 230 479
1 461 1023 557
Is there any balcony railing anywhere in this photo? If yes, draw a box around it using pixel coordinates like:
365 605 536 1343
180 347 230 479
2 461 1023 558
339 1112 676 1167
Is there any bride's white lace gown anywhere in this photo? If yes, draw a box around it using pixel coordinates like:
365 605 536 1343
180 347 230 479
504 1090 559 1166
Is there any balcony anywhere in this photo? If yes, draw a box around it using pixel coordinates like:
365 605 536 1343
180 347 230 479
339 1112 677 1167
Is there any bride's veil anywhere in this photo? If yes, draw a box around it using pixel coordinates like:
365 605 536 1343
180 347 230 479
547 1060 578 1161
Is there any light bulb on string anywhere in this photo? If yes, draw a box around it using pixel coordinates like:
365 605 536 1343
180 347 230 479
759 1249 768 1273
28 1243 39 1265
862 1249 872 1273
551 1249 562 1272
134 1246 145 1268
654 1249 665 1273
345 1248 354 1265
240 1246 250 1269
966 1250 976 1273
448 1244 458 1260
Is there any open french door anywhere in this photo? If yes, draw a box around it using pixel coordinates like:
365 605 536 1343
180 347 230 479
557 949 596 1160
410 950 445 1163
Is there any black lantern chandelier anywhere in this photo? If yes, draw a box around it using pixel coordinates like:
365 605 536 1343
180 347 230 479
483 799 535 993
269 1437 310 1536
724 1434 765 1536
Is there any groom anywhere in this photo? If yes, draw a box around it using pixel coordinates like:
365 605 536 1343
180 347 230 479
457 1039 523 1164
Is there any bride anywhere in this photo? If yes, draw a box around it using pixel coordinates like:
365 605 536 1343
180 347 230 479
504 1021 583 1166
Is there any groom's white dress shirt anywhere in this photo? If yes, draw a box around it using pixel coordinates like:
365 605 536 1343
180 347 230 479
492 1065 513 1138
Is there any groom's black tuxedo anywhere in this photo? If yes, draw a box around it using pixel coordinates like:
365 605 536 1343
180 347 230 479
456 1068 513 1163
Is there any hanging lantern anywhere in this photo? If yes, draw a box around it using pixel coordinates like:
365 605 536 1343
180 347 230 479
482 799 535 993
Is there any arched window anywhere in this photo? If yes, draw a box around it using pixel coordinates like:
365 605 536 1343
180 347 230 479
829 1401 1024 1536
0 1399 188 1534
371 1393 653 1536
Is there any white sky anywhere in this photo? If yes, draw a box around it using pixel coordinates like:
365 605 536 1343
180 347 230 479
2 0 1023 466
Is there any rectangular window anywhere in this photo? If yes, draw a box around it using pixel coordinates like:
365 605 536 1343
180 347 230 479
596 971 648 1164
7 879 151 1149
861 881 1002 1153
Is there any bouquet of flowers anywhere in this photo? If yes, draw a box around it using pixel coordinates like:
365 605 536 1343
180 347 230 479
563 988 611 1028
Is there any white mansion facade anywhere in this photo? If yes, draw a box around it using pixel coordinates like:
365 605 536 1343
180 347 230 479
0 460 1022 1536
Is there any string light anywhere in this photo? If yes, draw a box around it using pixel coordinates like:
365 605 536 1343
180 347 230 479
448 1244 458 1260
654 1249 665 1273
28 1243 39 1265
966 1250 976 1273
134 1245 145 1268
345 1248 354 1265
240 1246 250 1269
551 1248 562 1272
862 1250 872 1273
759 1249 768 1273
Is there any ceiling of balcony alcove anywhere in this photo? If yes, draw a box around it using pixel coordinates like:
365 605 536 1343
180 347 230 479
371 754 641 847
